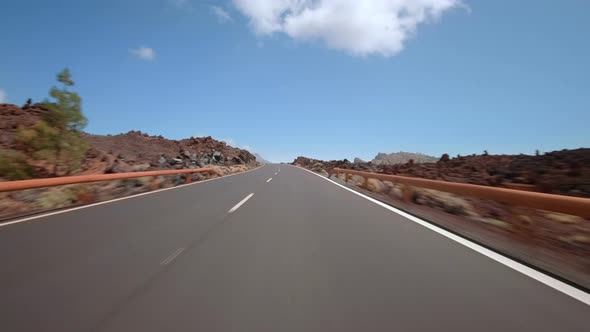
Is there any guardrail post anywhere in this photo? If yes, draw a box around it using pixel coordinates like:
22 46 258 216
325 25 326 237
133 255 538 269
185 174 192 184
150 176 159 190
363 176 369 189
345 173 350 183
402 184 414 203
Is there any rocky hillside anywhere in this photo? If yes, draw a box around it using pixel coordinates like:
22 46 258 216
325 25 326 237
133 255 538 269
83 132 257 175
292 149 590 198
0 103 258 179
0 103 46 147
371 151 438 165
379 150 590 197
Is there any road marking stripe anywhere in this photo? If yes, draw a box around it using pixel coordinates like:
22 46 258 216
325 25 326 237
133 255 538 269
161 248 185 265
267 178 272 183
0 165 266 228
293 165 590 305
228 193 255 214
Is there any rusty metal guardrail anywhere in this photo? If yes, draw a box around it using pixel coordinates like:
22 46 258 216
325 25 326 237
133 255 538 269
0 167 220 193
331 168 590 219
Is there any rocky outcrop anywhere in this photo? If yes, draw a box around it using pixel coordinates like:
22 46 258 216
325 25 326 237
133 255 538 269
83 131 258 175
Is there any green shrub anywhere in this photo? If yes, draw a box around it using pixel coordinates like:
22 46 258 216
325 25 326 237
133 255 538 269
0 150 33 180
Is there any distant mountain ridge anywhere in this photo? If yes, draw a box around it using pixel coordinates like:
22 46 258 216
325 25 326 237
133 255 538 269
371 151 438 165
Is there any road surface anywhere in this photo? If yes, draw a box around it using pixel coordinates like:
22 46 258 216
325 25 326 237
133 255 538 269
0 164 588 331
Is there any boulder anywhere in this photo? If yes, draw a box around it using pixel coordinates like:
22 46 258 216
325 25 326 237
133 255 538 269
105 161 133 174
438 154 450 163
367 179 387 193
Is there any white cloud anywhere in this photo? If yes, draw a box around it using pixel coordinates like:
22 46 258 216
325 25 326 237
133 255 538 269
232 0 463 56
0 89 6 103
210 5 232 23
131 46 156 61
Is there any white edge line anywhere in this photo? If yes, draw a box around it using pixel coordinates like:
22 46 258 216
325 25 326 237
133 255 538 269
160 248 185 265
228 193 255 214
292 165 590 306
266 178 272 183
0 165 266 228
161 248 182 265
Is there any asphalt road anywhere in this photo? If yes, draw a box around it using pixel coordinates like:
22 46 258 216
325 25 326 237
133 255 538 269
0 164 588 331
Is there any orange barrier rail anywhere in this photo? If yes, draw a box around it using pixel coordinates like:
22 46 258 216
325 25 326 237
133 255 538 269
0 167 220 193
331 168 590 219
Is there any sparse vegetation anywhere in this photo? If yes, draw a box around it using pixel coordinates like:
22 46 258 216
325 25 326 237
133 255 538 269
0 150 33 180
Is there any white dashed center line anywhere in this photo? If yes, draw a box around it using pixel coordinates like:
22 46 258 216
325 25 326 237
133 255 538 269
228 193 255 214
267 178 273 183
161 248 185 265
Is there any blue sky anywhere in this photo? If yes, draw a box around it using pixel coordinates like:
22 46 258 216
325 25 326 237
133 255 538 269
1 0 589 162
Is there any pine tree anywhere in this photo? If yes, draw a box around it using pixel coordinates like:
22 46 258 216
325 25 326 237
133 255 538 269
15 68 89 176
